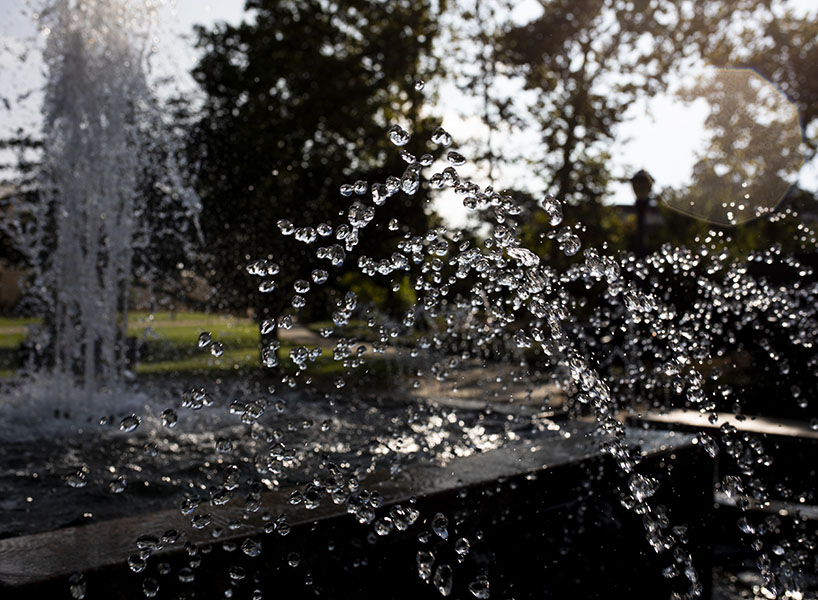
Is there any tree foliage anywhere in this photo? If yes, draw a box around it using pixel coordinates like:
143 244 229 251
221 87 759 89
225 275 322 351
189 0 446 320
443 0 817 258
672 68 805 226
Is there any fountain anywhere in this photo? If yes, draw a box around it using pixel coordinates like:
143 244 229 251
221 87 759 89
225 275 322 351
19 0 200 398
0 1 817 599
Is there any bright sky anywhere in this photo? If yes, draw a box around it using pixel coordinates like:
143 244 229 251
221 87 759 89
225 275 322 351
1 0 815 226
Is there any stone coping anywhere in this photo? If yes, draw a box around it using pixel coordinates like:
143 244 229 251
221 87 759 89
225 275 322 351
0 426 693 590
628 409 818 440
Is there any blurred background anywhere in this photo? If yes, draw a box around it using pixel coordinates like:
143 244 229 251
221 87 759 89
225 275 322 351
0 0 816 405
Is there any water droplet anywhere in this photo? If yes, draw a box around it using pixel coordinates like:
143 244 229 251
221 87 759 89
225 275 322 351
135 535 160 553
163 529 181 546
348 201 375 229
129 553 147 573
304 488 321 509
468 577 490 599
417 550 435 581
513 330 532 349
353 179 368 195
241 538 262 557
68 573 86 599
375 517 393 536
160 408 177 428
722 475 744 498
737 516 755 534
120 414 141 432
307 270 327 286
446 151 466 166
142 577 159 598
276 219 295 235
287 552 301 567
557 228 581 256
414 79 425 90
507 247 540 267
182 387 213 410
108 475 126 494
292 295 306 309
431 126 452 146
294 227 317 244
400 149 416 164
431 512 449 540
541 195 563 226
198 331 212 348
433 563 453 596
210 342 224 357
695 432 719 457
401 169 420 195
375 179 397 202
628 473 658 503
388 124 410 146
260 318 275 335
191 513 212 529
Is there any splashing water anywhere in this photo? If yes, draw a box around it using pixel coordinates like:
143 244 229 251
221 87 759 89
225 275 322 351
42 118 806 597
2 113 817 598
2 7 818 599
14 0 200 400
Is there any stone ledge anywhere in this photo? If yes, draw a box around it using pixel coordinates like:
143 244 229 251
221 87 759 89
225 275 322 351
0 426 705 599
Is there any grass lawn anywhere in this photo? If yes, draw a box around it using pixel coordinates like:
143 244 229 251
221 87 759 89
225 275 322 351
0 312 398 386
129 312 260 363
0 331 27 350
0 312 261 376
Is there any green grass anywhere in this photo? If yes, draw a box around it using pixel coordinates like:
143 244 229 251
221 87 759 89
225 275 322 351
0 316 41 328
134 348 261 374
305 319 425 346
0 331 27 350
134 342 396 391
0 311 262 377
0 312 402 385
129 311 255 325
306 319 375 340
131 312 260 366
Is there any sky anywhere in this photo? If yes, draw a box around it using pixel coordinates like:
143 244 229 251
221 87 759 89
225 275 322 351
1 0 816 227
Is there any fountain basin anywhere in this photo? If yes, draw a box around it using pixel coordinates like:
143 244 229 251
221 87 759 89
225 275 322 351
0 426 710 599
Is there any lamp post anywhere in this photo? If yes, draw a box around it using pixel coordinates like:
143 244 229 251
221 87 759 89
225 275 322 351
630 169 654 259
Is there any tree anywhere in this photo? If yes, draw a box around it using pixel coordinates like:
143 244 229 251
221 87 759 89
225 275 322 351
437 0 815 263
495 0 687 206
189 0 446 326
672 68 805 228
701 5 818 156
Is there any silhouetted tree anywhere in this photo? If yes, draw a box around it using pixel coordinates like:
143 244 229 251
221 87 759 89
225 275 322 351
189 0 447 324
